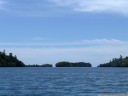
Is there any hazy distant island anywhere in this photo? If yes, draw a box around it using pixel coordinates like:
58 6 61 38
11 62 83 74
55 61 92 67
26 64 53 67
98 55 128 67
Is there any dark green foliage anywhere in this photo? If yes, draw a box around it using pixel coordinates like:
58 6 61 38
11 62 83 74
98 55 128 67
41 64 53 67
56 61 92 67
26 64 53 67
26 64 40 67
0 50 25 67
56 61 70 67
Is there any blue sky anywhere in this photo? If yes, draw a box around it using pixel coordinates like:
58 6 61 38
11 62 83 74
0 0 128 66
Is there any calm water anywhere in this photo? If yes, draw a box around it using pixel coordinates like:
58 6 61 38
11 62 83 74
0 67 128 96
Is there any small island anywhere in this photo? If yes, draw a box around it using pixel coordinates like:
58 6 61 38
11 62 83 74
98 55 128 67
26 64 53 67
0 50 25 67
41 64 53 67
55 61 92 67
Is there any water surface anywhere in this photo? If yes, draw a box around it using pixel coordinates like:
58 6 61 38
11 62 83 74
0 67 128 96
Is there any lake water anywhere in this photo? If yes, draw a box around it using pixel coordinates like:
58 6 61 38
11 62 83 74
0 67 128 96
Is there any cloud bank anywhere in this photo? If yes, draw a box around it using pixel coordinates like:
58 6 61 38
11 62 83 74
0 39 127 46
1 0 128 16
52 0 128 15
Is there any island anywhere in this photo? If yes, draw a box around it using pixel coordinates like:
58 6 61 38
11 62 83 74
41 64 53 67
0 50 25 67
98 55 128 67
26 64 53 67
55 61 92 67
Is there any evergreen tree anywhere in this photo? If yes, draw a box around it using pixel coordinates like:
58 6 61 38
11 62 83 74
98 55 128 67
0 50 25 67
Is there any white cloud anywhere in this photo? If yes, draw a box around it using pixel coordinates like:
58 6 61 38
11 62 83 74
1 0 128 16
82 39 125 45
0 39 127 46
0 39 128 67
51 0 128 15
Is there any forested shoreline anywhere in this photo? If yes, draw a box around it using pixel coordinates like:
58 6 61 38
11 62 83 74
0 50 25 67
97 55 128 67
0 50 92 67
55 61 91 67
1 50 128 67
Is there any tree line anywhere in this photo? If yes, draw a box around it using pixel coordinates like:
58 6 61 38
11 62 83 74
55 61 91 67
98 55 128 67
0 50 25 67
26 62 91 67
1 50 128 67
26 64 53 67
0 50 91 67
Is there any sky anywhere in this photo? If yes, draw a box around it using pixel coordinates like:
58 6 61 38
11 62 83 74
0 0 128 67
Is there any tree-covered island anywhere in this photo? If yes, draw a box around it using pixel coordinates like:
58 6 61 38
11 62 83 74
26 64 53 67
98 55 128 67
56 61 92 67
0 50 54 67
0 50 25 67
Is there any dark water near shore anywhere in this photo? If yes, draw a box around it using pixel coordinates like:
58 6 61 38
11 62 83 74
0 67 128 96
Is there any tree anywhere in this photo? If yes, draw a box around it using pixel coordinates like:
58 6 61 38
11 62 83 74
97 55 128 67
0 50 25 67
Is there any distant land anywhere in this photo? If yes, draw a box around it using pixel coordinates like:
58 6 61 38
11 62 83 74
26 64 53 67
98 55 128 67
55 61 92 67
1 50 128 67
0 50 25 67
0 50 53 67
